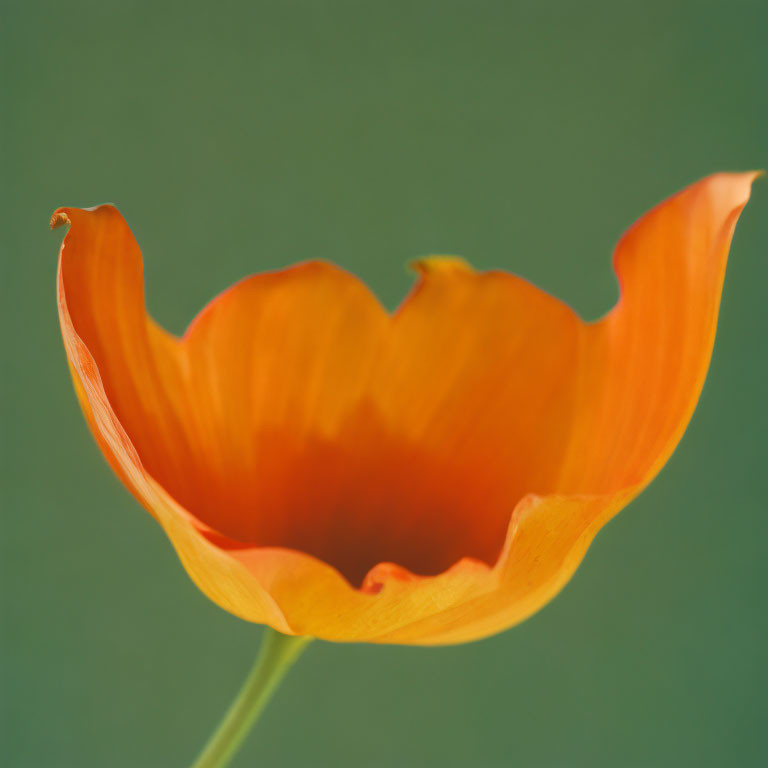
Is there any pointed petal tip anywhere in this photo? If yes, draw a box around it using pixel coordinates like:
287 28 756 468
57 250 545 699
734 169 763 190
717 169 763 196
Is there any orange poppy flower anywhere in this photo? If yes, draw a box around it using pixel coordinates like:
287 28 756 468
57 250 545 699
53 172 757 646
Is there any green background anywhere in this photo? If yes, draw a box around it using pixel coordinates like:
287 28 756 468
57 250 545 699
3 1 767 766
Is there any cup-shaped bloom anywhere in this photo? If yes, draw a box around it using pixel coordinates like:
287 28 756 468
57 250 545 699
53 173 757 645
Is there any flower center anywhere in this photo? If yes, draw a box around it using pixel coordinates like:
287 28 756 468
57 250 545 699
171 406 519 588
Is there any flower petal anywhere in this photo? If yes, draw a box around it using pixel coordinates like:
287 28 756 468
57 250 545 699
559 172 759 492
54 206 581 586
54 172 757 645
55 265 292 632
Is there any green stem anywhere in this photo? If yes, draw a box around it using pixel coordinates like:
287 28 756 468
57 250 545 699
191 629 312 768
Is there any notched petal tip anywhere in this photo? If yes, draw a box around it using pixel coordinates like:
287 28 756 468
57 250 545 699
50 204 123 234
409 255 474 276
50 210 70 229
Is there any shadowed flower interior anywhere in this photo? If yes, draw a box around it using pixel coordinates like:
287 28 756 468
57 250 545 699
193 411 518 588
62 246 580 587
53 172 758 644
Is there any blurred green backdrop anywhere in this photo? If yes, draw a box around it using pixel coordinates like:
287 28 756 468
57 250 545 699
2 1 767 766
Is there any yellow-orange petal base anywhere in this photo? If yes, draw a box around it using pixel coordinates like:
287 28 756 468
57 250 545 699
53 172 758 645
